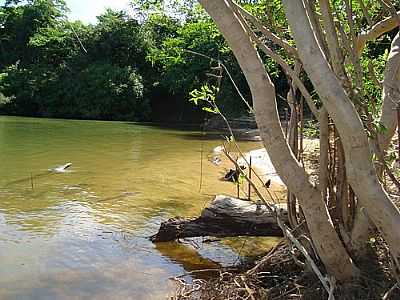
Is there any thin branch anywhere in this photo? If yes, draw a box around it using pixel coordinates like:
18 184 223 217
225 144 336 298
355 11 400 57
373 138 400 191
335 20 353 63
68 22 88 53
305 0 329 56
232 8 320 120
256 41 320 120
263 0 287 37
223 148 275 211
232 2 298 58
183 49 253 113
319 0 350 85
378 31 400 152
345 0 364 90
356 0 373 27
277 218 335 298
378 0 399 22
368 61 383 88
382 283 399 300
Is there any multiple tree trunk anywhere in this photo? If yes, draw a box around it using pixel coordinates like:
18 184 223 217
195 0 400 284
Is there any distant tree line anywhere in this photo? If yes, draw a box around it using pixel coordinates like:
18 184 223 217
0 0 283 122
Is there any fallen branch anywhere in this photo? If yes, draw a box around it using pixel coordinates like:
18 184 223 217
150 195 288 242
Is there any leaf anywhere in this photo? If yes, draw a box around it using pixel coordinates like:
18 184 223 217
202 106 218 114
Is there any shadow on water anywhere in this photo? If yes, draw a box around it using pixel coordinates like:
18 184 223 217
155 241 222 279
178 132 233 141
124 122 202 132
125 121 258 142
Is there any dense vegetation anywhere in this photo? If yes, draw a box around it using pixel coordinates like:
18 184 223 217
0 0 392 124
0 0 259 122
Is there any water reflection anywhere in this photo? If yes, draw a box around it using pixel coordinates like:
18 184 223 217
0 116 276 299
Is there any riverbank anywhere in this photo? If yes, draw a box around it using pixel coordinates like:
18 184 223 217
167 139 400 300
172 236 398 300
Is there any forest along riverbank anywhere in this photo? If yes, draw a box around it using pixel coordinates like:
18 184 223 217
0 116 284 300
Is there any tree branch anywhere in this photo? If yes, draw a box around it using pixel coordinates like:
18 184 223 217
355 11 400 57
233 6 320 120
233 2 298 58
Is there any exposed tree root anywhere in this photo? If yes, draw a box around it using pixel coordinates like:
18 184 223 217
171 237 400 300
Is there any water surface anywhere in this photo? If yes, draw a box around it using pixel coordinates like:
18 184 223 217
0 116 279 300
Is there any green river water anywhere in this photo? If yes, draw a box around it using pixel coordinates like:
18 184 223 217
0 116 279 300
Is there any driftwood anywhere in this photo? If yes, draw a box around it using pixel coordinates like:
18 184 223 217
151 195 287 242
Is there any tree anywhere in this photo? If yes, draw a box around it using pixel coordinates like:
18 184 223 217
0 0 67 67
143 7 256 120
0 3 152 121
198 0 400 285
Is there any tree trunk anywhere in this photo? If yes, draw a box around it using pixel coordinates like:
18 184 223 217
378 32 400 153
283 0 400 270
199 0 357 281
319 109 329 202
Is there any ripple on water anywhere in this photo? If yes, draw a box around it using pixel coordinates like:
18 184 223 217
0 117 275 299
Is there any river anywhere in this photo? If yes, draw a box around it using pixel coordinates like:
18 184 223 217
0 116 279 300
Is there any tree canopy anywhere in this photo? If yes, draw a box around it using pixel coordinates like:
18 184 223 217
0 0 260 122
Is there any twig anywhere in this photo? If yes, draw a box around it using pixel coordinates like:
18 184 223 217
30 173 34 190
355 11 400 57
345 0 364 90
241 275 256 300
234 7 320 120
356 0 373 26
232 2 298 58
224 138 335 297
172 268 235 279
248 239 285 275
199 132 204 192
248 156 252 201
278 217 334 298
368 61 383 88
183 49 253 112
223 148 275 212
68 22 88 53
382 283 399 300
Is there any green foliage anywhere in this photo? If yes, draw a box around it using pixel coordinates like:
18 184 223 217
145 12 252 118
189 84 220 114
0 0 252 121
0 73 13 104
360 42 390 121
303 120 320 138
147 18 224 90
0 0 275 122
0 93 10 104
48 63 147 120
2 0 392 125
0 1 151 121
